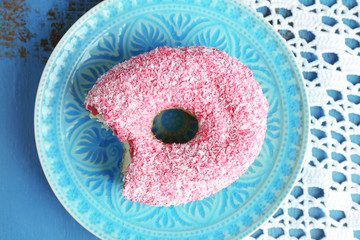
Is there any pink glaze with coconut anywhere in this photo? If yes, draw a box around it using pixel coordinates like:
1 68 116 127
85 46 268 206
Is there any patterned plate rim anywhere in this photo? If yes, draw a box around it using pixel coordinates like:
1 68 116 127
34 0 310 239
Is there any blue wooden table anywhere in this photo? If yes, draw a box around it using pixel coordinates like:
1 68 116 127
0 0 100 239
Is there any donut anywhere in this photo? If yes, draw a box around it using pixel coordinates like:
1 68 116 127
85 46 268 206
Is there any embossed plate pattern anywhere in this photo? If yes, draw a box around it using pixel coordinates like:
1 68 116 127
34 0 309 239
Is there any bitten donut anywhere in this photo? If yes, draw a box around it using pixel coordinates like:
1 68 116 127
85 46 268 206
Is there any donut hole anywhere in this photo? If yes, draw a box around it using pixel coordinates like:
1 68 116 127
151 108 198 144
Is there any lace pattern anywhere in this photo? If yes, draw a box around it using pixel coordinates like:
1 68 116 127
243 0 360 239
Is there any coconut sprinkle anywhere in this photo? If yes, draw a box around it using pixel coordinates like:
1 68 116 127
85 46 268 206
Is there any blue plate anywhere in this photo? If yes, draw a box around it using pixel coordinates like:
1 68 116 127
34 0 309 239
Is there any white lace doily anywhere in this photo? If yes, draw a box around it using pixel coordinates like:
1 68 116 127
241 0 360 239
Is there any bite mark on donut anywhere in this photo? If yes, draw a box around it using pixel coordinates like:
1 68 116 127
86 103 132 176
121 141 132 177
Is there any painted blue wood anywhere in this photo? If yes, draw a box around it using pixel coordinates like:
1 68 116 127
0 0 100 239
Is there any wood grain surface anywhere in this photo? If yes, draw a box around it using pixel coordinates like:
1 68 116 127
0 0 101 239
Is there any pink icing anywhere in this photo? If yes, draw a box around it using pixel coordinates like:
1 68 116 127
85 46 268 206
